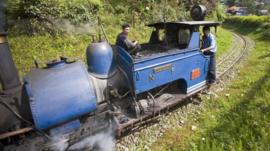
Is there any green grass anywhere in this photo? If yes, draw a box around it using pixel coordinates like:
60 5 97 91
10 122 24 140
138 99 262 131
215 27 233 58
150 17 270 151
9 34 90 77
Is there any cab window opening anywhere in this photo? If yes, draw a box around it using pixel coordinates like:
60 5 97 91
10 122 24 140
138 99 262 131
178 28 191 49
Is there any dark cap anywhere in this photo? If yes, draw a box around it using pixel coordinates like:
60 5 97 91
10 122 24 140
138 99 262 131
122 24 130 29
203 26 210 31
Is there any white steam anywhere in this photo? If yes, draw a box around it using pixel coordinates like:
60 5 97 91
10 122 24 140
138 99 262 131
52 19 97 35
49 135 69 151
69 129 115 151
49 128 115 151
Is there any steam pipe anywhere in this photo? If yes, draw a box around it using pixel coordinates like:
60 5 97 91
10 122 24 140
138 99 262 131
0 0 20 90
0 0 6 33
0 32 21 90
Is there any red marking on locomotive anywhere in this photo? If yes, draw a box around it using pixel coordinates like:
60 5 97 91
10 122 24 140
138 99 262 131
191 68 201 80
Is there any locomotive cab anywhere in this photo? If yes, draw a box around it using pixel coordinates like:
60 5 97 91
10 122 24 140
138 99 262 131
116 21 221 96
134 21 221 59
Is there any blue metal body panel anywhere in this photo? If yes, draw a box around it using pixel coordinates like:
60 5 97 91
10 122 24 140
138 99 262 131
24 61 97 130
116 32 210 95
116 47 134 85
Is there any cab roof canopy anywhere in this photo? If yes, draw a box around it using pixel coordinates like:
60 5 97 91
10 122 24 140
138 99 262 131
147 21 222 28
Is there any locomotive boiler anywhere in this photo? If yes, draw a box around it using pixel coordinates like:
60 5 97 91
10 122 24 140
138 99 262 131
0 5 220 151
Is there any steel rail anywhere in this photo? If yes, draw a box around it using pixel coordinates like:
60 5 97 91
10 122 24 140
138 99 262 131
217 34 249 78
217 33 240 66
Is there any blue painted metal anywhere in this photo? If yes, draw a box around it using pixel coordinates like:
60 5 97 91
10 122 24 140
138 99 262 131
86 41 116 78
115 46 134 87
24 61 97 130
116 32 210 95
188 32 200 49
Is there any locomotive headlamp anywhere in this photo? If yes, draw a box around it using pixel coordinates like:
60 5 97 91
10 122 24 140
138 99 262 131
191 5 207 21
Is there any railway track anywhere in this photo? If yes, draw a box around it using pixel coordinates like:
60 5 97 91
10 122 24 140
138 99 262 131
116 32 254 150
217 33 252 78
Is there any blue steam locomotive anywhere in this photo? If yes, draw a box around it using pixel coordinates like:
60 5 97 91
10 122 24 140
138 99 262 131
0 5 220 151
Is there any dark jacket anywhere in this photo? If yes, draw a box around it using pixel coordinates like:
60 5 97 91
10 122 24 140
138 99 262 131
115 32 136 51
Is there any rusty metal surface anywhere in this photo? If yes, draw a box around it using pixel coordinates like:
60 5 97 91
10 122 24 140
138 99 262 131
116 86 206 135
0 127 33 140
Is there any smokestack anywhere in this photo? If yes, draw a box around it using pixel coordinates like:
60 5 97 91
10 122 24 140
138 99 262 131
0 0 21 90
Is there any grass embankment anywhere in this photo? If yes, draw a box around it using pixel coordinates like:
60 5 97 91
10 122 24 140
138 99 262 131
9 25 231 77
215 27 233 58
8 25 151 77
150 16 270 151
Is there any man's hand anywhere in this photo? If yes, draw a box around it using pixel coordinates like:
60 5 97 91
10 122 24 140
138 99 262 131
200 49 205 52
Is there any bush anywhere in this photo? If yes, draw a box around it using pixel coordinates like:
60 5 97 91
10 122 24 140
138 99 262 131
226 16 269 27
7 0 222 35
7 0 102 34
59 0 102 24
213 3 227 21
225 16 270 39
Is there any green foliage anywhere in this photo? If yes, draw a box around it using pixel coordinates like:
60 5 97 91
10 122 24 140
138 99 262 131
239 0 256 14
226 16 270 39
213 2 227 21
7 0 102 34
226 16 269 27
6 0 222 34
59 0 101 24
6 0 21 18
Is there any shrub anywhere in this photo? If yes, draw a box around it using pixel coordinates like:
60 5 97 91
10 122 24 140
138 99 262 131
7 0 102 34
225 16 270 39
226 16 269 27
213 2 227 21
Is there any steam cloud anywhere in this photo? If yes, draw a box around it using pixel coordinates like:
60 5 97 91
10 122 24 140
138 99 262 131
69 129 115 151
49 136 69 151
50 128 115 151
52 19 98 35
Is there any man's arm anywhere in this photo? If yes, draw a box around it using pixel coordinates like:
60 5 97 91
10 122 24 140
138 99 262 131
124 39 137 50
